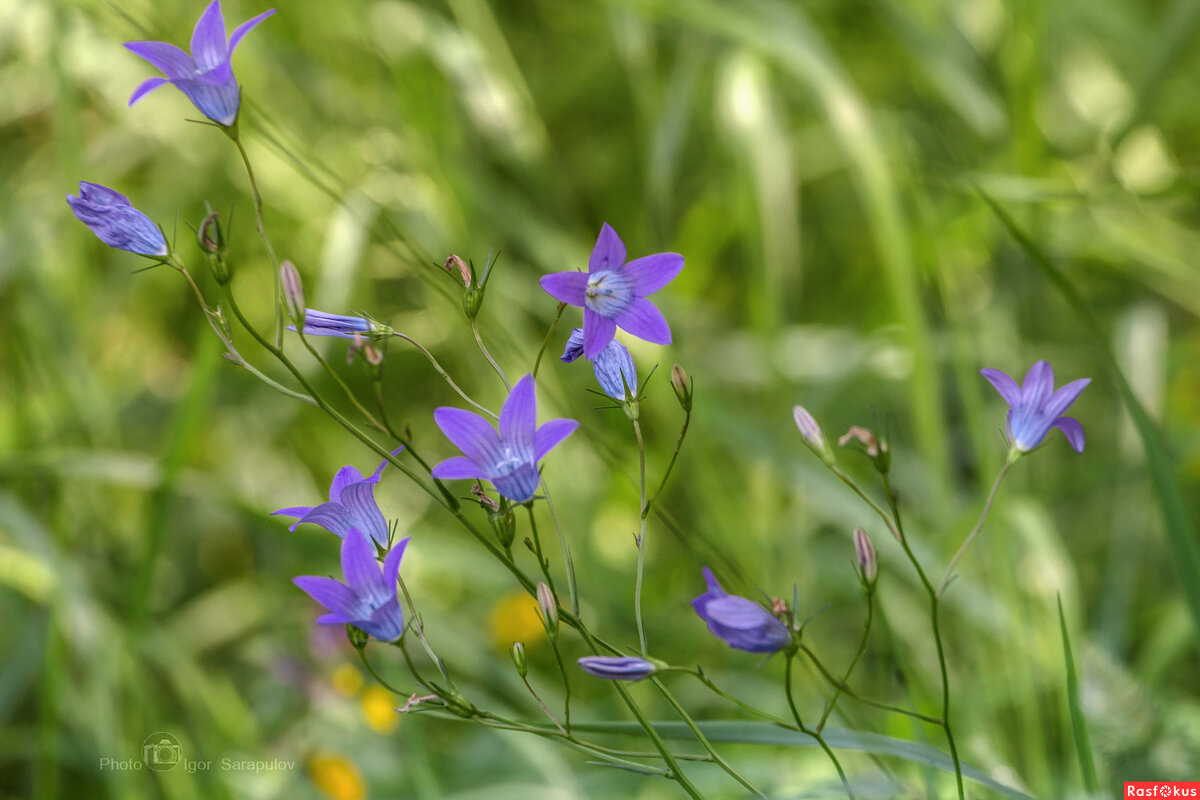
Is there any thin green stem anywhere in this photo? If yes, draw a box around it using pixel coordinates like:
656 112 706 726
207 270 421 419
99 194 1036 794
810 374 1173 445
524 503 557 594
632 417 649 655
532 302 566 379
831 466 901 541
936 456 1016 596
785 653 855 800
231 133 282 348
645 405 691 517
391 332 497 419
297 330 388 432
538 477 579 617
471 317 509 390
549 639 573 735
650 677 768 799
358 647 406 695
519 675 566 734
817 591 874 733
798 645 940 725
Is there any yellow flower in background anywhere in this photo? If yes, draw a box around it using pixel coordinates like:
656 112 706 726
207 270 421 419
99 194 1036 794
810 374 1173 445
361 685 400 734
331 663 364 697
309 753 366 800
489 590 545 647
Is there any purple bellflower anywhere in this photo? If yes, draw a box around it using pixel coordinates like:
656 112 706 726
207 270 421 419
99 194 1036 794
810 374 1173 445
577 656 658 682
273 448 402 547
293 528 409 643
561 328 637 400
287 310 374 339
980 361 1090 453
692 567 790 653
66 182 168 257
540 223 683 358
431 374 578 504
126 1 276 127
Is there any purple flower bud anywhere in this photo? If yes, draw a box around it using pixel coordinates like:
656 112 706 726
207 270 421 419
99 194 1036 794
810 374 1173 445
793 405 833 465
287 310 372 339
280 260 305 325
576 656 657 682
67 182 168 257
536 582 558 638
561 328 637 400
670 364 692 411
691 567 791 653
853 527 877 584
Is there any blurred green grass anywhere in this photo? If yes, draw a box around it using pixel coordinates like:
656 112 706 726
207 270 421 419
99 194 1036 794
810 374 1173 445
3 0 1200 797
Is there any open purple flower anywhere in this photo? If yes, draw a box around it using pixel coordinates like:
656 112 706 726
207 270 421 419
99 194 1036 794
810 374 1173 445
980 361 1090 453
67 182 167 257
273 448 402 547
561 328 637 400
692 567 790 653
431 374 578 503
540 223 683 358
577 656 657 682
293 529 409 642
126 1 276 127
287 310 372 339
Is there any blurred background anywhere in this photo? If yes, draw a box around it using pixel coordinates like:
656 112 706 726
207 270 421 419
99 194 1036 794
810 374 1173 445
2 0 1200 797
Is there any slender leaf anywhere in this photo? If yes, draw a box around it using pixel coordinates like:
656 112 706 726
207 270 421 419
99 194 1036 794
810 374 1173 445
1057 596 1099 793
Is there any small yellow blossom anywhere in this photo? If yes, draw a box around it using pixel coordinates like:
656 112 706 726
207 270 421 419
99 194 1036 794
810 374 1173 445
489 590 545 647
309 753 366 800
331 663 363 697
362 685 400 734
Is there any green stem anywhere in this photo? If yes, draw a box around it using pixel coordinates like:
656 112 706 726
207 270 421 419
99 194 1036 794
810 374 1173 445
532 302 566 379
471 317 509 390
632 417 649 655
538 477 579 617
645 404 691 516
785 653 855 800
650 677 768 799
525 503 556 593
297 329 388 432
549 638 573 735
358 647 406 695
231 133 282 348
817 591 874 733
797 645 940 725
936 456 1016 596
391 332 497 419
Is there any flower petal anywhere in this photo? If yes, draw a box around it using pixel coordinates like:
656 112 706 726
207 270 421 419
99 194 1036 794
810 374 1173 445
613 297 672 345
582 308 617 359
1042 377 1090 422
339 527 383 599
534 418 579 461
1021 360 1054 407
190 0 229 72
229 8 277 53
623 252 683 296
362 597 406 642
500 375 537 459
593 338 637 399
1053 417 1086 453
383 537 410 590
588 223 626 273
294 575 359 617
271 505 315 530
540 271 588 306
338 480 389 547
171 75 240 126
434 407 503 469
124 41 196 79
560 328 585 363
129 76 169 106
491 463 541 503
328 465 367 503
431 456 485 480
980 368 1021 406
292 502 354 537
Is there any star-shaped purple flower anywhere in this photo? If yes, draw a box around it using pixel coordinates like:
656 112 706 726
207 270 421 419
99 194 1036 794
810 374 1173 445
431 374 578 504
980 360 1090 453
293 529 409 643
126 1 276 127
692 567 790 654
540 223 683 358
560 328 637 400
273 448 403 547
67 182 168 257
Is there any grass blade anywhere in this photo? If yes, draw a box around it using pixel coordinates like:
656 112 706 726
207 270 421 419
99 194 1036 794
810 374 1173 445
1057 595 1099 793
